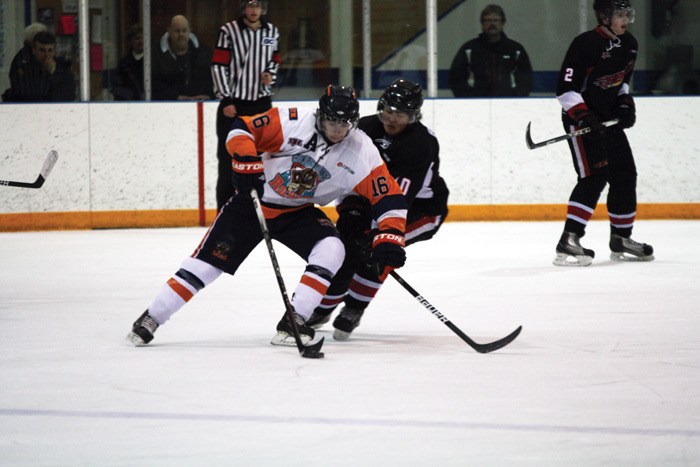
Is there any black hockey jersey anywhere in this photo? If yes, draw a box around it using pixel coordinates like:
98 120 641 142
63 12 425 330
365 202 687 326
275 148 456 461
556 26 637 120
358 115 448 216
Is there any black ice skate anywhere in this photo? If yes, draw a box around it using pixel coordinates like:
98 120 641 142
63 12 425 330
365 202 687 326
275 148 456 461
332 306 365 341
127 310 159 346
609 234 654 261
271 311 315 347
553 231 595 267
306 309 333 329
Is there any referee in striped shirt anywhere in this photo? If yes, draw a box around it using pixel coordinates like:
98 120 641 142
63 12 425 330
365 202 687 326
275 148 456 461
211 0 281 209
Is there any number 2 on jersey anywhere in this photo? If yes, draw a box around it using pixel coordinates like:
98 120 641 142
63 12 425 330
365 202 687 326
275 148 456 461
564 68 574 82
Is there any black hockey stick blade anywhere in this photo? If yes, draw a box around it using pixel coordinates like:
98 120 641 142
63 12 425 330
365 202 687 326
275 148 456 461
300 336 325 358
525 119 619 150
251 189 324 359
0 150 59 188
449 321 522 354
390 271 521 353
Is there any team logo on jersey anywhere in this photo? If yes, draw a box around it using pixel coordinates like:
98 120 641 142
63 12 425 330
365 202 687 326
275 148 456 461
211 241 231 261
594 70 625 89
288 137 303 147
289 108 298 120
375 136 391 151
606 37 621 52
262 37 277 47
268 153 330 199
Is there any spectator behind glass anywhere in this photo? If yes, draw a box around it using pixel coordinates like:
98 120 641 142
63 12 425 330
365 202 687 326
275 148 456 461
112 24 144 101
3 30 76 102
211 0 280 210
152 15 213 101
448 4 532 97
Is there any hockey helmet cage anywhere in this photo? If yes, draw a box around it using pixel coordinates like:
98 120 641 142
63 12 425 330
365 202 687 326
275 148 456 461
240 0 268 15
377 78 424 124
593 0 635 24
318 85 360 127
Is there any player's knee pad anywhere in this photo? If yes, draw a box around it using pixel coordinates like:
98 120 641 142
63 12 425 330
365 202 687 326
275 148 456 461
179 257 223 287
308 236 345 275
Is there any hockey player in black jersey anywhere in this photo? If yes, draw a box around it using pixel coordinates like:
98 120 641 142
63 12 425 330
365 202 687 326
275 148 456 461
553 0 653 266
307 78 450 339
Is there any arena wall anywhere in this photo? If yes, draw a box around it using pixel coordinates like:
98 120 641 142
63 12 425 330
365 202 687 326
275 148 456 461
0 97 698 231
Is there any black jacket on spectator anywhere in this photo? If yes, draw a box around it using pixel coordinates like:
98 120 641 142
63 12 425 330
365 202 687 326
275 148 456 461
3 45 75 102
152 33 213 100
112 52 144 100
449 32 532 97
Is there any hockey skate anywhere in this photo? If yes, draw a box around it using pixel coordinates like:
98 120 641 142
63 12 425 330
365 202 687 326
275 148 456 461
306 309 333 329
609 234 654 261
127 310 159 346
553 231 595 267
271 311 315 347
332 306 365 341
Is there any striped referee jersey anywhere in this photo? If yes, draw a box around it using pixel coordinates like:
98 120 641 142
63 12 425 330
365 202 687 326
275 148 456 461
211 17 280 102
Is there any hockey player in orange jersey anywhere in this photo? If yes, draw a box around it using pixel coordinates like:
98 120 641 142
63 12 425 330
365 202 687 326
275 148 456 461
127 85 407 347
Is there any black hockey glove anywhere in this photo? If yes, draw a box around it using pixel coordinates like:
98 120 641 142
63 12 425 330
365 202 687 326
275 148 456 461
336 196 372 241
615 94 636 129
231 153 265 197
571 108 605 140
371 229 406 277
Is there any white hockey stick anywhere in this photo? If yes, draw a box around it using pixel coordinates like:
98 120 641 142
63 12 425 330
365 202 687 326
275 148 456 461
0 150 59 188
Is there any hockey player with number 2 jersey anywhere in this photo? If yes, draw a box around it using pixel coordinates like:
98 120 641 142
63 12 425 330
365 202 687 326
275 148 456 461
127 85 407 347
553 0 653 267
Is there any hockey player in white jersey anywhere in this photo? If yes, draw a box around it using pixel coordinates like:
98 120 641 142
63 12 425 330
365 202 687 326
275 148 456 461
127 85 408 347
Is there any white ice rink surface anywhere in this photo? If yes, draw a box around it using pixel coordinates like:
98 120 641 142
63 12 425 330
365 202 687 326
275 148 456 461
1 220 698 466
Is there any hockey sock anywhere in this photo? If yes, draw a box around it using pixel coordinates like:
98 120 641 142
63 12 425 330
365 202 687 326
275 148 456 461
315 293 345 314
564 174 606 234
608 210 635 238
345 273 385 310
292 264 334 321
293 236 345 319
147 258 222 324
563 201 595 236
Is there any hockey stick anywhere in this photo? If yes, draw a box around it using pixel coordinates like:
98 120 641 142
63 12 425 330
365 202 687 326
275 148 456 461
525 119 619 149
389 270 522 353
0 150 59 188
250 189 325 359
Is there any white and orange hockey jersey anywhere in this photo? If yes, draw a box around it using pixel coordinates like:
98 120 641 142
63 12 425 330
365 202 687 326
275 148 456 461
226 106 407 234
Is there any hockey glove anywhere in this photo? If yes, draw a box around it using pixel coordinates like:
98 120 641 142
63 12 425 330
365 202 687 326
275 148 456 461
231 152 265 197
371 229 406 277
570 107 605 140
336 195 372 241
615 94 636 129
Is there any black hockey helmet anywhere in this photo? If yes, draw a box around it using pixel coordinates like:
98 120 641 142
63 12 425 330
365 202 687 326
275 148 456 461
377 78 423 124
240 0 268 15
317 85 360 129
593 0 635 24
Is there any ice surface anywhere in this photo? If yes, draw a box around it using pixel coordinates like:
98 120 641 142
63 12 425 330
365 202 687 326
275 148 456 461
1 220 698 465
